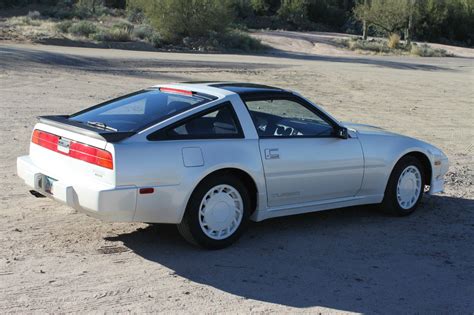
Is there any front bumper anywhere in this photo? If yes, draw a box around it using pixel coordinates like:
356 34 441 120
17 155 137 221
428 156 449 195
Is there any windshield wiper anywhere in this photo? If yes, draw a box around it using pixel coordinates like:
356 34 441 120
86 121 118 132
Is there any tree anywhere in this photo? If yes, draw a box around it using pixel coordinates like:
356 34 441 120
250 0 281 15
278 0 310 27
362 0 368 40
354 0 412 38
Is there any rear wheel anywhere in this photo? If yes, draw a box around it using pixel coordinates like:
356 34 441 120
381 156 425 216
177 174 251 249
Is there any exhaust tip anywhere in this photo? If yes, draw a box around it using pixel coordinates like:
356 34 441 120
29 190 46 198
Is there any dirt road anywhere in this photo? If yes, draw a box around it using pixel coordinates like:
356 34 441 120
0 42 473 313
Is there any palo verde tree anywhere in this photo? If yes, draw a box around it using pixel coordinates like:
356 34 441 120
353 0 414 40
127 0 234 43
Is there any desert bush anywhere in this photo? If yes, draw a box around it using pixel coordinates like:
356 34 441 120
410 43 449 57
41 6 74 19
278 0 310 28
55 20 73 33
92 28 131 41
180 29 266 52
215 29 267 52
249 0 281 15
128 0 234 43
132 24 154 40
27 11 41 19
41 0 106 19
76 0 107 16
342 37 391 53
10 16 42 26
388 33 400 48
149 34 162 47
113 21 134 33
126 7 145 23
68 21 98 37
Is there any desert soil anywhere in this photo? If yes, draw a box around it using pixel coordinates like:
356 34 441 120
0 41 473 313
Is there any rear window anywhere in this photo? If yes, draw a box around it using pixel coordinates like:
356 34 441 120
69 89 213 132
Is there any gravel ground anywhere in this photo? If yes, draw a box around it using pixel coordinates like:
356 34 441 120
0 42 473 313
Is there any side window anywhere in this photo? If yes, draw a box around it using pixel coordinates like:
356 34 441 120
148 103 243 140
245 98 334 137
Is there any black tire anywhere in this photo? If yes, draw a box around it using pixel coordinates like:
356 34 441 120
381 156 425 216
177 173 251 249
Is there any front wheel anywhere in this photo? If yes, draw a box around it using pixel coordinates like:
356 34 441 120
177 174 251 249
381 156 425 216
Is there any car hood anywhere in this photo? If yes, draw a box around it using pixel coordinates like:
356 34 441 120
342 122 448 160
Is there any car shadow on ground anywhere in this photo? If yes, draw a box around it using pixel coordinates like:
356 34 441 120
106 195 474 313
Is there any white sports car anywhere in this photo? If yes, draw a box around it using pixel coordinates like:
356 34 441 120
17 82 449 248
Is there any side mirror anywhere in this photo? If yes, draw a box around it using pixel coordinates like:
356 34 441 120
337 127 348 139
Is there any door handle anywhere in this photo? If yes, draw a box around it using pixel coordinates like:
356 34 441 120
265 148 280 159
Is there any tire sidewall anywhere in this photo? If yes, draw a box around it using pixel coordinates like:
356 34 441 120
183 174 251 249
384 156 425 215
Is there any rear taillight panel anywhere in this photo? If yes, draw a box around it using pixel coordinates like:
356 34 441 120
31 129 113 169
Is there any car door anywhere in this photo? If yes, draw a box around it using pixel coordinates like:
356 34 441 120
243 95 364 208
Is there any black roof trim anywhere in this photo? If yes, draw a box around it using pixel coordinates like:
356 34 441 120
179 81 219 84
209 82 286 96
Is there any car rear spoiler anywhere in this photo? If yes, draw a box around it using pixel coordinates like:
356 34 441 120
38 115 136 142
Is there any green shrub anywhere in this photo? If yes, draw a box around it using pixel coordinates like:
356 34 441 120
27 10 41 19
55 20 73 33
42 7 75 19
180 29 267 52
126 7 145 23
113 21 134 33
278 0 310 28
68 21 98 37
75 0 107 17
342 37 391 53
13 16 42 26
410 43 449 57
215 29 267 52
92 28 131 42
132 24 154 40
149 33 162 48
128 0 234 43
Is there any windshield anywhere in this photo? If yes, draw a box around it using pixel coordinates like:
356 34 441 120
69 89 211 132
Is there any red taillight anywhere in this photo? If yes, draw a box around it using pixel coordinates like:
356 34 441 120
32 129 59 151
31 129 113 169
69 141 114 169
159 87 193 96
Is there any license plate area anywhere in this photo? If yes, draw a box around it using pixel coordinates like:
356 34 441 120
57 137 71 154
37 175 57 195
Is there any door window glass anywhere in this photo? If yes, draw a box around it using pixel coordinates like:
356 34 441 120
245 99 334 137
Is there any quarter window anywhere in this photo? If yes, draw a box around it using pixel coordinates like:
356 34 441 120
148 103 243 140
245 99 334 137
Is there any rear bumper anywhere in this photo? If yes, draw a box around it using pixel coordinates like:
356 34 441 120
17 155 137 221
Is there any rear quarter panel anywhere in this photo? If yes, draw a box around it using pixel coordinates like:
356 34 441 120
113 138 265 223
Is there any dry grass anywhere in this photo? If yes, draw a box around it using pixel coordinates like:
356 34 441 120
91 28 131 42
388 33 400 49
338 36 451 57
410 43 450 57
